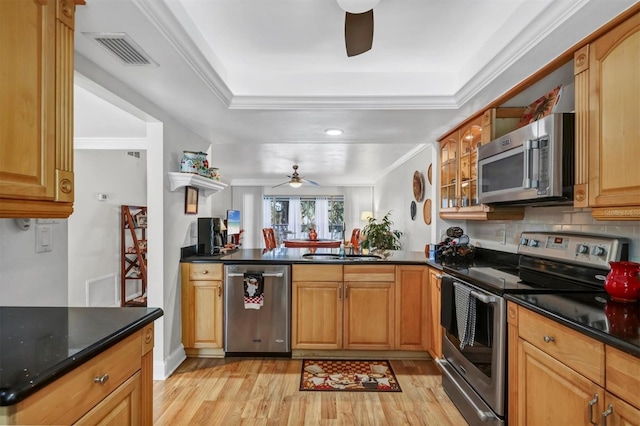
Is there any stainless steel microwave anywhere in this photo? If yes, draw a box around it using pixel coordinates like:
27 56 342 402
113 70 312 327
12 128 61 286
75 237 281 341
477 113 575 205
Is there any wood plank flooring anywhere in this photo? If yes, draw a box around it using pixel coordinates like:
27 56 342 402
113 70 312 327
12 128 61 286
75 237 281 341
153 358 467 425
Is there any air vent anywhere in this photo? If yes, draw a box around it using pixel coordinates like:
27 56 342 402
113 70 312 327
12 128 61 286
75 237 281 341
127 151 141 158
83 32 157 66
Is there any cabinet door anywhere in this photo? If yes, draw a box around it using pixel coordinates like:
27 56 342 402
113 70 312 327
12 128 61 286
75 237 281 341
0 1 56 201
395 266 428 350
439 131 459 212
292 281 342 350
191 281 223 348
603 392 640 426
427 269 443 359
343 282 394 350
517 339 604 425
459 119 483 209
74 372 141 426
587 12 640 217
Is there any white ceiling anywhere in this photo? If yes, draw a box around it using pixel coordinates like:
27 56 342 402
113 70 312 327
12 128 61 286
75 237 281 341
73 0 637 187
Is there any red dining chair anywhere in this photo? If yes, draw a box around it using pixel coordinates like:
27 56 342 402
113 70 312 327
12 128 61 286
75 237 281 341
262 228 277 250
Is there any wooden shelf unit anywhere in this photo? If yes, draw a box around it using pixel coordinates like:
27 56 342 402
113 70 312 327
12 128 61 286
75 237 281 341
121 205 147 307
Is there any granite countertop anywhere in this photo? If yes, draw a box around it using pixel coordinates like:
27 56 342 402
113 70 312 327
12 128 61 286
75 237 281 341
181 246 443 269
0 306 163 406
506 293 640 358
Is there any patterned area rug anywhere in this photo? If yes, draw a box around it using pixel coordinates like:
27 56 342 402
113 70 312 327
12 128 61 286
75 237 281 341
300 359 401 392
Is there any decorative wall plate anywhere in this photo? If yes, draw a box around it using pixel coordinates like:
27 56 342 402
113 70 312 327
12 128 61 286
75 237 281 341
423 198 432 225
413 171 424 202
427 164 433 185
410 201 417 220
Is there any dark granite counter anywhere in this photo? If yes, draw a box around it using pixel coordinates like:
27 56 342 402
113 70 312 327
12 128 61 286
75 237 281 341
506 293 640 358
0 306 163 406
181 246 443 269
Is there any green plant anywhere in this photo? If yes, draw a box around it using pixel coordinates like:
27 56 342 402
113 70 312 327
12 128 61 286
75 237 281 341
361 211 402 251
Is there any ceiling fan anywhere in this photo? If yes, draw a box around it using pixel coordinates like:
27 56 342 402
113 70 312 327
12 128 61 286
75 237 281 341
272 165 320 188
337 0 381 57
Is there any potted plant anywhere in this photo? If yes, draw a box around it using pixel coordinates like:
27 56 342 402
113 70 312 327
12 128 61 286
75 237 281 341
361 211 402 252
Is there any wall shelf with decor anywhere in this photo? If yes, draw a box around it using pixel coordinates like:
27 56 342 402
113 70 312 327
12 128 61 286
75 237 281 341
168 172 227 197
121 205 147 307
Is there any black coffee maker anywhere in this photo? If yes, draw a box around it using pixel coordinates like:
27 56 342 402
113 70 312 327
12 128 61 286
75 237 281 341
198 217 225 255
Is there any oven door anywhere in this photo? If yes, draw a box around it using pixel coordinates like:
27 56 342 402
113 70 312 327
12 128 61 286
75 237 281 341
439 275 506 418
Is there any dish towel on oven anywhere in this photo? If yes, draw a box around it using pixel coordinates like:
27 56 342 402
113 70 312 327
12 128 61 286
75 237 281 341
454 285 477 350
243 272 264 310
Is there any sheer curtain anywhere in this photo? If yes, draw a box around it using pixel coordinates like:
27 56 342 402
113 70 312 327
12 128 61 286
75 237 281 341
288 197 301 238
315 197 329 239
262 197 272 228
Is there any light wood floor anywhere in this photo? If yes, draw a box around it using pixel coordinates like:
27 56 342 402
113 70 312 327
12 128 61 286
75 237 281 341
153 357 467 425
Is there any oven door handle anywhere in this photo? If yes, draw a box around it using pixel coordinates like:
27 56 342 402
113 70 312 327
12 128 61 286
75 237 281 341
227 272 283 278
453 282 497 304
435 358 496 423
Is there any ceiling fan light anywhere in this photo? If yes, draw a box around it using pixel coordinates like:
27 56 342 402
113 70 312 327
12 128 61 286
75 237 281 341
337 0 380 14
289 181 302 188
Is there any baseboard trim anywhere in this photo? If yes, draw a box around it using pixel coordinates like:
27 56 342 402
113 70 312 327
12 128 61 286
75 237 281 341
155 345 187 380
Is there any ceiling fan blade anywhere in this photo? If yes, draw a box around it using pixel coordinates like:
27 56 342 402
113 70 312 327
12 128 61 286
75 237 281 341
301 177 320 186
271 181 290 188
345 9 373 57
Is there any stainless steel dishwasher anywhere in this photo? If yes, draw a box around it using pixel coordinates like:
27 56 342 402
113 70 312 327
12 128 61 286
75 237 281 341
224 264 291 354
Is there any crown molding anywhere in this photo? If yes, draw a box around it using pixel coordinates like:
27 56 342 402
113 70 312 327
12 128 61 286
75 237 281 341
229 95 459 110
133 0 234 106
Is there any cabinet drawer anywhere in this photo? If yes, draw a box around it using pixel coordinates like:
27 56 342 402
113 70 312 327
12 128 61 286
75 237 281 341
293 264 342 282
190 263 223 280
606 345 640 409
14 331 142 425
518 308 604 386
344 265 395 282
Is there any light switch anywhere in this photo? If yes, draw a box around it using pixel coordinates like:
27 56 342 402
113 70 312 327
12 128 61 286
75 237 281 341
36 225 53 253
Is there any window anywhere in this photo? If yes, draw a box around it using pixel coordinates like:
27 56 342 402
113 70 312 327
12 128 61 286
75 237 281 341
264 196 344 243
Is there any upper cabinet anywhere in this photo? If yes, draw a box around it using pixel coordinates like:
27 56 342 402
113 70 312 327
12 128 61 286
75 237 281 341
574 11 640 220
0 0 78 218
438 108 525 220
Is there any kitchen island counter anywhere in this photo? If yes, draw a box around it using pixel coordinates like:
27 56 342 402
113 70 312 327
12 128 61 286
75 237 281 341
0 306 163 407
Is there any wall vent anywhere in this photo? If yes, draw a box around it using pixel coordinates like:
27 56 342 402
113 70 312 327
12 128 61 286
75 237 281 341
127 151 141 158
85 273 119 307
83 32 158 66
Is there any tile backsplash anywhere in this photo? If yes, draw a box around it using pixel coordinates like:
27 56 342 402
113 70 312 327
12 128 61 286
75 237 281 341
465 206 640 262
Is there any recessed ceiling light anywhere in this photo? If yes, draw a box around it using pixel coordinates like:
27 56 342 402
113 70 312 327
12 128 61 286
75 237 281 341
325 129 343 136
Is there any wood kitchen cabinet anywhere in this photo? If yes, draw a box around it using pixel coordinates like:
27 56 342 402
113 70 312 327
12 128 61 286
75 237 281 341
427 267 443 359
438 109 524 220
0 324 154 425
507 302 640 425
395 265 429 351
180 263 224 357
0 0 78 218
573 11 640 220
292 264 396 351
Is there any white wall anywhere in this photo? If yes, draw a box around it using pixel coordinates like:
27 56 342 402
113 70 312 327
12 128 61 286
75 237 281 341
68 150 147 307
0 219 68 306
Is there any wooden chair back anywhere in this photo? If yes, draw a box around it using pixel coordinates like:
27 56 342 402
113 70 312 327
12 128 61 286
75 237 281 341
262 228 277 250
350 228 361 250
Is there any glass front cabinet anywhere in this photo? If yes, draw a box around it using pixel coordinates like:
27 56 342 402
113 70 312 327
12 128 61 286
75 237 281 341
438 108 525 220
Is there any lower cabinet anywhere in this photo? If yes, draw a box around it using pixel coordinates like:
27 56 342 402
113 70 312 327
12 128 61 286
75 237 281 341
180 263 224 356
395 265 429 351
427 267 443 359
508 302 640 425
292 264 398 351
0 325 154 425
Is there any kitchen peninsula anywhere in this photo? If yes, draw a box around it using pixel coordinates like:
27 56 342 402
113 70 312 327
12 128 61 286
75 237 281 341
0 307 163 425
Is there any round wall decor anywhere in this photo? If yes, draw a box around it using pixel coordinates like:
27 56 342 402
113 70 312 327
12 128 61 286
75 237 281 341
413 171 425 202
410 201 417 220
427 163 433 185
423 198 432 225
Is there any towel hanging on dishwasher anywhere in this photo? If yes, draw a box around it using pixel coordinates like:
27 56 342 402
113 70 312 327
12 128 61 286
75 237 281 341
454 284 477 350
243 272 264 309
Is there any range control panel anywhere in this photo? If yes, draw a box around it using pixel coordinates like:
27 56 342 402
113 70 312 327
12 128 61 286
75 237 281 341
517 231 629 269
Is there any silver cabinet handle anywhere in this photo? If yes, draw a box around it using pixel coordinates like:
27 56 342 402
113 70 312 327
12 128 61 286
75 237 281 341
94 374 109 385
543 335 555 343
227 272 284 278
218 286 222 298
338 287 342 300
345 286 349 299
587 394 598 425
602 404 613 426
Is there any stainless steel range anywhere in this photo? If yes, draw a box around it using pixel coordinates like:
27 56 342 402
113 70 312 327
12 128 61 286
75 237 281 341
436 232 629 426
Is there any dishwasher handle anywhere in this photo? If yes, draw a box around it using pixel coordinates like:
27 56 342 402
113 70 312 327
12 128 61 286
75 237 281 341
227 272 284 278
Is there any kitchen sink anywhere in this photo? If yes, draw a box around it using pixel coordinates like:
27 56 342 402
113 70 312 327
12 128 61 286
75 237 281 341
301 253 382 261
